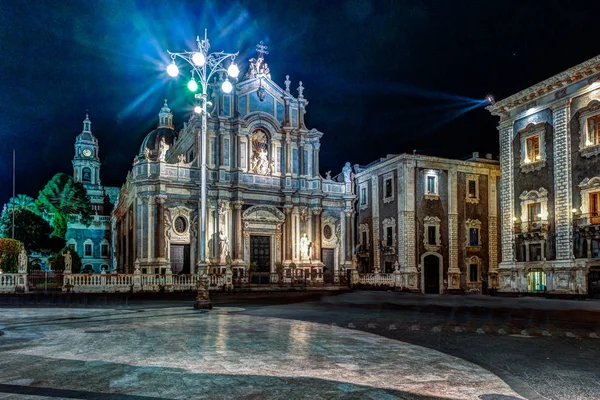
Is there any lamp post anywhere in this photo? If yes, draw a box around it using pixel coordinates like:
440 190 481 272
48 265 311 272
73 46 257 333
166 30 239 309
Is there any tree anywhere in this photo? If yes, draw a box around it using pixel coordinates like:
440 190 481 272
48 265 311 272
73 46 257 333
48 247 82 273
0 238 22 273
35 173 92 238
2 194 37 214
0 209 65 255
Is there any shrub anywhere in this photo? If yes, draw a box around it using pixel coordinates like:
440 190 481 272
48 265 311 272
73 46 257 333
0 238 23 273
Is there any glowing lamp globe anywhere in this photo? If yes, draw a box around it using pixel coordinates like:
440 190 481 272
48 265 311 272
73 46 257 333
167 62 179 77
192 52 205 66
187 78 198 92
194 106 202 114
227 62 240 78
221 78 233 93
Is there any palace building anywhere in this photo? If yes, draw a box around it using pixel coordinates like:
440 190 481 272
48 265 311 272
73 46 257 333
354 153 500 294
113 45 355 284
487 54 600 297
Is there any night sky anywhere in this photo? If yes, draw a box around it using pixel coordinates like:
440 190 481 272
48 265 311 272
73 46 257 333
1 0 599 208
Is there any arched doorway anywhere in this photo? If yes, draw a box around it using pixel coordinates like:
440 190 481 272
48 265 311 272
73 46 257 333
589 266 600 298
424 254 440 294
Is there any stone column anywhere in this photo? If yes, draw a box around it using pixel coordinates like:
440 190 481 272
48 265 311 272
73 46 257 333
233 201 244 262
498 119 516 266
447 168 461 290
345 210 353 263
488 172 499 288
552 101 574 260
371 175 380 272
313 143 320 178
312 207 322 262
284 204 293 262
285 135 292 176
155 197 166 259
293 207 300 262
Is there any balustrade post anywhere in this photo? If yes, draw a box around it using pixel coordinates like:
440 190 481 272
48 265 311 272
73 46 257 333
133 259 142 292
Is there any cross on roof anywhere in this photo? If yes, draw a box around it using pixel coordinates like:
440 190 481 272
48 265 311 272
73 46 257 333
256 41 269 60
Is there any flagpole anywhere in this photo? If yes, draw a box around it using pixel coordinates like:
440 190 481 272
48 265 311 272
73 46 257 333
12 148 15 239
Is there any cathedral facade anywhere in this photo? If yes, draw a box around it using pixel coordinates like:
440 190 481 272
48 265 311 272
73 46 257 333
113 49 355 283
488 54 600 296
65 115 119 272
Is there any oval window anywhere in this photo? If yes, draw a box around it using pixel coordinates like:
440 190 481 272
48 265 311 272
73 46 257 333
174 216 187 234
323 225 333 240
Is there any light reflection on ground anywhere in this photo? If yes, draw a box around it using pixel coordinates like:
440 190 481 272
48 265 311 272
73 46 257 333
0 307 524 399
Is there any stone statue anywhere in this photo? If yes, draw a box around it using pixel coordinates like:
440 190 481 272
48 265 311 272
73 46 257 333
63 251 72 273
219 231 229 262
18 248 27 273
300 233 312 261
342 162 352 182
158 137 170 162
144 147 151 161
178 153 185 164
251 148 270 175
325 171 332 180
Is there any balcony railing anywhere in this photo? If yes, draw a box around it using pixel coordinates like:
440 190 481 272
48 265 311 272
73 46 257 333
514 220 549 234
575 213 600 227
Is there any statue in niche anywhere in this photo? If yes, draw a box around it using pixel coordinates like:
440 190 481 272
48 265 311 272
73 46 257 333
219 231 229 263
158 137 170 162
300 233 312 261
250 130 271 175
342 162 352 182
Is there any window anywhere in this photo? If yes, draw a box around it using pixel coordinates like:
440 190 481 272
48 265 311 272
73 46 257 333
468 180 476 197
85 243 93 257
385 179 392 198
323 225 332 240
529 243 542 261
469 264 478 282
587 115 600 147
101 244 109 257
68 243 76 252
82 167 91 182
426 175 437 195
210 138 217 165
360 186 367 206
590 192 599 216
186 147 194 163
525 135 540 162
527 202 541 222
428 226 436 245
469 228 479 247
276 147 282 173
466 175 479 203
303 150 309 175
361 231 367 248
386 226 393 246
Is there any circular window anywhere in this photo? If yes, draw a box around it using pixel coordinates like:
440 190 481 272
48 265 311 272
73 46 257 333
323 225 333 240
174 217 187 234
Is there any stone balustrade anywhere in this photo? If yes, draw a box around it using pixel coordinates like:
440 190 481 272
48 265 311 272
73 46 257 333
0 274 28 293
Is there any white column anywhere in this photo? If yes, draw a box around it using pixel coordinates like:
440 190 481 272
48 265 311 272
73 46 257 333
552 101 573 260
499 120 515 265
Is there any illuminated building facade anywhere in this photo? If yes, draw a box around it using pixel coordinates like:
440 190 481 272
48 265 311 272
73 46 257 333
354 153 500 294
114 47 355 284
488 54 600 296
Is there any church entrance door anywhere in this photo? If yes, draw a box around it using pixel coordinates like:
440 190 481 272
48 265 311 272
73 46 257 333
424 255 440 294
170 244 190 274
322 248 335 283
250 236 271 273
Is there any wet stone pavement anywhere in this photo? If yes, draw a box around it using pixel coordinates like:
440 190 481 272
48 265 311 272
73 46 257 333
0 305 525 400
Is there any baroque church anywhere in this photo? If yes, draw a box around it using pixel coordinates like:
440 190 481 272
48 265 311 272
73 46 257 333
64 115 120 272
114 46 355 282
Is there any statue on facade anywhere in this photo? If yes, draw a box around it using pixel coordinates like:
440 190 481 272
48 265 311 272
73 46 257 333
250 148 270 175
18 248 27 273
300 233 312 261
143 146 151 161
342 162 352 182
178 153 186 164
219 231 230 263
63 251 72 273
158 137 170 162
325 171 332 180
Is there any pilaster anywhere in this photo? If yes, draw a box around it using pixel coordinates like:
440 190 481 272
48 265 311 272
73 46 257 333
488 173 499 288
447 168 460 289
371 175 380 272
499 120 516 266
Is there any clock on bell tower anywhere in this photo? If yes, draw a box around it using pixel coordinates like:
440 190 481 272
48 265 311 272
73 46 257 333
72 113 101 186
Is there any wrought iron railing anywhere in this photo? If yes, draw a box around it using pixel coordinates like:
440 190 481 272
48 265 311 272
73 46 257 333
575 212 600 226
513 220 549 233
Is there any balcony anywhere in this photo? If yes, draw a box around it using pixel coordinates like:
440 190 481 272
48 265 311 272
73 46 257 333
514 220 549 238
575 213 600 227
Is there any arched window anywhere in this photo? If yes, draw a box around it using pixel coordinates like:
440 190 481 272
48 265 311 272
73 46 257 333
82 167 91 182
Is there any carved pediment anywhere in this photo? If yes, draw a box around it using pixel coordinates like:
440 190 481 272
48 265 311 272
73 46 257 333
519 187 548 201
242 205 285 223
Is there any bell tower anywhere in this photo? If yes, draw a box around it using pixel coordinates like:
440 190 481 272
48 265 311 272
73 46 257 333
72 113 101 186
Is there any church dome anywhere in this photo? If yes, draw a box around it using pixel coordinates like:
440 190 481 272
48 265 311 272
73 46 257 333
137 100 178 160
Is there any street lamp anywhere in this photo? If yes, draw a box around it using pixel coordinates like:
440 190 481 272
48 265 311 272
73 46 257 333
166 30 239 309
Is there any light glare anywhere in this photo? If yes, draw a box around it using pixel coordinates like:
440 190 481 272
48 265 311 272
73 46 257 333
188 79 198 92
222 78 233 93
194 106 202 114
227 62 240 78
192 52 205 66
167 62 179 77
